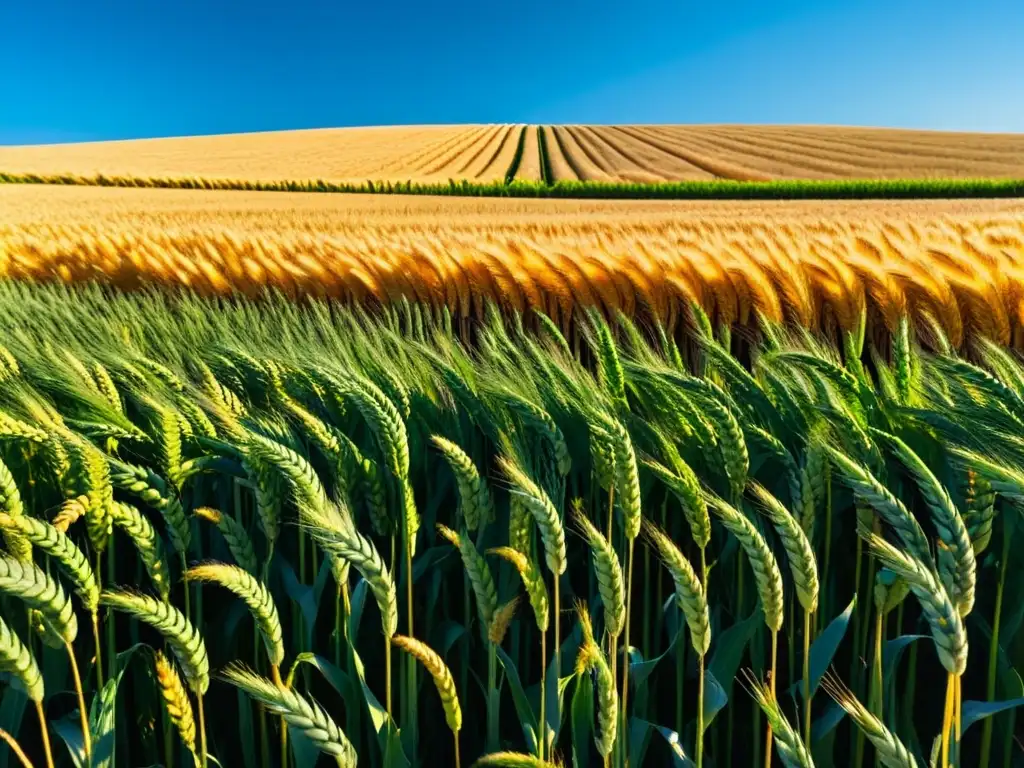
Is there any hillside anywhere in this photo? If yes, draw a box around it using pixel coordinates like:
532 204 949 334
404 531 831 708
1 124 1022 184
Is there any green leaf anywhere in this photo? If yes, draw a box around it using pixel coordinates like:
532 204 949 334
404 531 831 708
811 700 846 743
52 715 87 768
495 644 538 753
90 643 147 768
348 580 409 768
702 672 727 724
961 697 1024 737
882 634 926 706
278 556 319 639
287 652 351 702
704 607 762 726
0 686 27 768
235 688 257 768
631 623 683 690
627 716 654 768
802 596 857 699
571 674 593 768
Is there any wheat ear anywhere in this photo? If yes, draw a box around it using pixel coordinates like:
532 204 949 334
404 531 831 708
858 530 967 676
747 483 819 614
0 554 78 643
0 613 44 703
642 521 711 655
826 447 933 564
573 506 626 640
498 458 566 576
110 459 190 554
742 670 814 768
820 671 919 768
705 496 784 632
101 590 209 693
393 634 462 734
223 664 355 766
186 563 284 667
154 651 199 762
194 507 259 575
52 494 88 533
641 452 710 549
471 752 562 767
489 597 520 645
112 502 171 602
575 603 618 758
0 457 31 562
432 436 494 531
437 524 498 634
487 547 549 633
872 429 975 617
302 503 399 638
0 511 99 614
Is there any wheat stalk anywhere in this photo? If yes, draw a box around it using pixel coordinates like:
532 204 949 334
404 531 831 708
820 671 919 767
0 511 99 614
0 554 78 643
872 429 975 617
112 501 171 602
437 523 498 635
186 563 285 667
194 507 259 575
573 506 625 640
575 603 618 759
432 436 494 531
101 590 209 692
223 664 355 766
154 650 199 764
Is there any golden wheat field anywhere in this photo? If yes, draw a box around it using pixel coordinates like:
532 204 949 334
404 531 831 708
2 124 1024 183
2 184 1023 348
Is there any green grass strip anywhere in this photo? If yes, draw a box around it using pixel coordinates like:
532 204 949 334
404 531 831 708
2 171 1024 199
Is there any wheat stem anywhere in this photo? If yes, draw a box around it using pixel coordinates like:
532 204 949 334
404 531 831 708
620 539 634 765
539 626 546 761
92 612 104 689
803 608 812 751
0 727 33 768
65 641 91 761
34 699 54 768
198 693 208 768
765 628 778 768
980 515 1011 768
942 673 955 768
271 665 288 768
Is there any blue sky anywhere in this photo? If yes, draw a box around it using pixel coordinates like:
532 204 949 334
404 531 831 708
1 0 1021 144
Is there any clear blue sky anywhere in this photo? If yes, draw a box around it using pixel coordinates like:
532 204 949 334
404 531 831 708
2 0 1022 144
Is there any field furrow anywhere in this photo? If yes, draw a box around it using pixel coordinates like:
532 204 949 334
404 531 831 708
644 126 863 179
511 126 543 182
540 126 582 182
407 125 497 177
689 126 1019 179
616 126 769 180
463 124 517 180
552 127 613 181
573 126 677 182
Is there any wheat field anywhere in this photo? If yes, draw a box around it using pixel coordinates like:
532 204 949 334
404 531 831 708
2 124 1024 184
2 185 1023 350
2 125 1024 768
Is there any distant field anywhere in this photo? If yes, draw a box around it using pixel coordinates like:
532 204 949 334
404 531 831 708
2 124 1023 185
3 184 1022 348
